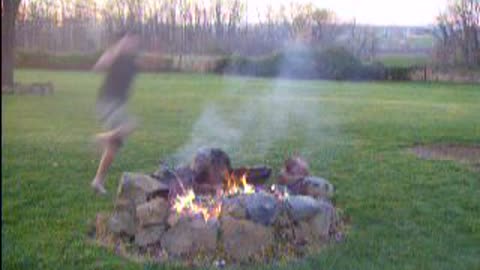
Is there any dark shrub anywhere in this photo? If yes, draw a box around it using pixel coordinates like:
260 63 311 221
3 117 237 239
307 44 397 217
223 46 377 81
357 62 387 81
16 50 177 72
222 54 278 77
385 66 413 81
314 47 363 80
15 48 396 81
137 54 174 72
16 50 100 70
213 56 230 74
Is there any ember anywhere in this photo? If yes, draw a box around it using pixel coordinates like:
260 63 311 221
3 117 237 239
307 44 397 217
94 148 346 266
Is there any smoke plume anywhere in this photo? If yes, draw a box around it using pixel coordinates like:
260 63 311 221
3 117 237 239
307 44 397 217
172 41 329 166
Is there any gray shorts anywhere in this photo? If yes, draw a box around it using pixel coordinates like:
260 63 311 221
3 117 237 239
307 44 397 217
96 101 130 130
96 101 133 146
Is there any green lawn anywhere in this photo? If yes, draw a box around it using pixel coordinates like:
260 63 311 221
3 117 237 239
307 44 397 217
376 54 431 68
2 70 480 270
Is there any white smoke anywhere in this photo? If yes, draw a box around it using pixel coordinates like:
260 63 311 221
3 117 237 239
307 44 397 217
172 41 332 165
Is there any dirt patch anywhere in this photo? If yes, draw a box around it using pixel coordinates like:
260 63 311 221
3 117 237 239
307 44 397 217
410 144 480 171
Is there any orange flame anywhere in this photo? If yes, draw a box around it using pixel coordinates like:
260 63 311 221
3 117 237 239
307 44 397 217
172 173 256 222
172 189 223 222
225 173 255 196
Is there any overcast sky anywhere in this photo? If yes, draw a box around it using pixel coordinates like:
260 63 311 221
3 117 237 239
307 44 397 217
246 0 449 26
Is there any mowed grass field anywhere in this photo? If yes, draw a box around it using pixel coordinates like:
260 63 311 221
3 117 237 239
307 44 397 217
2 70 480 270
375 54 431 67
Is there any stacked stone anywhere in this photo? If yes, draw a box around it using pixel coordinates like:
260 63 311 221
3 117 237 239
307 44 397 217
95 152 341 264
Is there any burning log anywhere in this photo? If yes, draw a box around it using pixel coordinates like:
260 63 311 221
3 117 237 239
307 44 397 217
151 149 272 197
231 166 272 185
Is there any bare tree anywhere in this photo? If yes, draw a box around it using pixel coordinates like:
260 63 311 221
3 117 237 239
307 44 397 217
11 0 370 57
346 20 378 60
434 0 480 67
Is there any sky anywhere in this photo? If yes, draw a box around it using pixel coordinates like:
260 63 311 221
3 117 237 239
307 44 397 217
246 0 449 26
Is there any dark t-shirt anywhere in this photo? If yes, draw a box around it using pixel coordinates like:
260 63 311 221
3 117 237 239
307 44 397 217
97 53 138 106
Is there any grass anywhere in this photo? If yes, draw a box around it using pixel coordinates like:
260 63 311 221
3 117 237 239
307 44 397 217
376 53 431 68
2 69 480 270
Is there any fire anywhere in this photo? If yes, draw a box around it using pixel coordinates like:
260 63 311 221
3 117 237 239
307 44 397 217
172 189 222 222
225 173 255 196
172 189 196 213
172 173 256 222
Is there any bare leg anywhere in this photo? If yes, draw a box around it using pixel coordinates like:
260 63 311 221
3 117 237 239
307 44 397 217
91 142 119 194
96 120 136 149
91 120 137 195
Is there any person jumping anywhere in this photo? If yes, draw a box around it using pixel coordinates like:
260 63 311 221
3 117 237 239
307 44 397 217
90 31 140 195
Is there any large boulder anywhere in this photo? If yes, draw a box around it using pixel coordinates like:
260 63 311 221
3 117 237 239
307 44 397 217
221 216 274 261
161 217 218 257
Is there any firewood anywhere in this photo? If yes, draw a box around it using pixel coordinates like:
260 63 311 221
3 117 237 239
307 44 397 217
231 166 272 185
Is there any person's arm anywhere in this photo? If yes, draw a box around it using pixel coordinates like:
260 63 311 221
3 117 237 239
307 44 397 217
92 44 122 72
93 35 140 72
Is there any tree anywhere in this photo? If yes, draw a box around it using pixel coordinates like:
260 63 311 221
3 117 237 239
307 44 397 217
1 0 22 88
434 0 480 67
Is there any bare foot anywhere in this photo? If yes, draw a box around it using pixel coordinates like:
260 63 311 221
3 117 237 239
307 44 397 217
91 180 107 195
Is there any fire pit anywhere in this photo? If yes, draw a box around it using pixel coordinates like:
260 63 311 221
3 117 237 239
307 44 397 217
93 148 346 266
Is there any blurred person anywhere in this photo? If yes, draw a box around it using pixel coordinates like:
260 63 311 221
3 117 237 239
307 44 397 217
90 31 141 194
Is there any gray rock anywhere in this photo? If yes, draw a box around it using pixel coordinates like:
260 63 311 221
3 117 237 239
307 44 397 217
117 172 169 206
95 212 113 243
245 192 281 225
277 156 310 185
150 161 176 183
135 225 165 247
109 173 169 236
166 212 181 227
108 210 136 236
161 217 218 256
285 195 322 222
300 176 334 199
221 195 247 219
136 198 169 227
310 200 336 239
291 200 336 243
191 147 231 187
221 216 274 261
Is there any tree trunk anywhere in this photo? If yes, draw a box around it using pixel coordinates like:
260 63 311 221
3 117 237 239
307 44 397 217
2 0 21 88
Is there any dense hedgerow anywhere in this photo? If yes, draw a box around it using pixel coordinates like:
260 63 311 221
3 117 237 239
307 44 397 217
16 47 415 81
